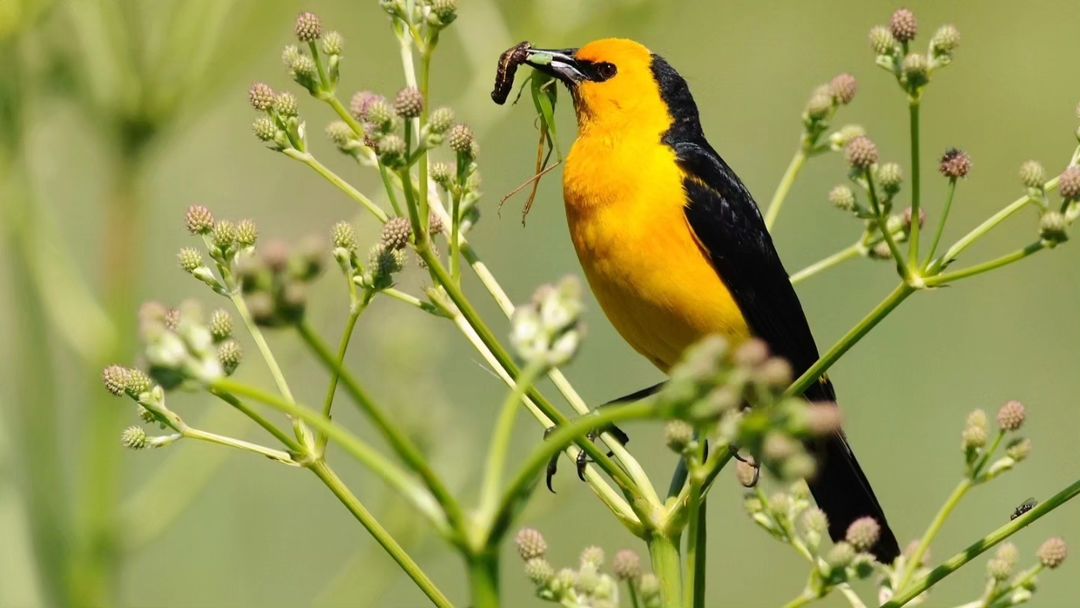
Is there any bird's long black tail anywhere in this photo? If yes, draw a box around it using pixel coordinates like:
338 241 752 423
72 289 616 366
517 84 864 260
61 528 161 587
809 429 900 563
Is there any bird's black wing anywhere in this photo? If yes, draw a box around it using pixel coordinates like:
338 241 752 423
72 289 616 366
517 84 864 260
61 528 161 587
672 138 901 562
674 139 830 398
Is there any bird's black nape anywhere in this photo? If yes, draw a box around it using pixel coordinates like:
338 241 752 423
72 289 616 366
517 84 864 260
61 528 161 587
649 54 706 145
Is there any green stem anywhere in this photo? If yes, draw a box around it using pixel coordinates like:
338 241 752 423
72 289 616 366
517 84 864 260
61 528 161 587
227 289 312 449
908 99 922 267
926 242 1046 286
786 282 915 398
284 149 388 222
416 47 433 234
627 582 643 608
309 461 454 608
790 243 863 285
897 478 973 592
865 169 910 277
479 362 544 523
181 426 296 464
647 532 683 608
450 188 463 284
764 146 808 231
781 590 817 608
685 462 706 608
295 321 465 534
924 178 956 266
209 388 302 452
882 475 1080 608
466 551 500 608
212 380 448 531
314 301 367 455
489 400 656 540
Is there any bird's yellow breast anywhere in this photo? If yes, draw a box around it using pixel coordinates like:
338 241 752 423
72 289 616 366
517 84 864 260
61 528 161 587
563 134 750 372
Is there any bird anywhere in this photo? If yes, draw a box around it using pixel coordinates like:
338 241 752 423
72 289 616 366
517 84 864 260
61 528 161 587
520 38 901 563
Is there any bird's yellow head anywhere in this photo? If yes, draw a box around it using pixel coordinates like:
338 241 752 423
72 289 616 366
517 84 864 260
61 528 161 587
524 38 680 136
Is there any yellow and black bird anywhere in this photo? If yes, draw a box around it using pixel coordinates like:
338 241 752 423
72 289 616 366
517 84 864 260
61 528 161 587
521 38 901 562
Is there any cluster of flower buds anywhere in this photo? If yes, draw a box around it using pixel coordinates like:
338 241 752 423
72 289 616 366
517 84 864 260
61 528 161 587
510 277 585 367
329 219 412 294
869 9 959 97
745 483 883 591
342 88 464 173
236 236 324 327
283 12 343 94
961 401 1030 482
658 337 841 482
514 529 657 608
380 0 458 38
250 80 305 152
972 538 1068 606
801 73 858 138
1034 163 1080 245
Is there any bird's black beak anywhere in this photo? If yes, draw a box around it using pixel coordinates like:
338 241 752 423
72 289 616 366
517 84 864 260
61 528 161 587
524 47 585 86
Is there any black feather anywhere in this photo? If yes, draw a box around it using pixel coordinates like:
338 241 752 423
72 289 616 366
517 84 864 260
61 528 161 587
650 53 901 563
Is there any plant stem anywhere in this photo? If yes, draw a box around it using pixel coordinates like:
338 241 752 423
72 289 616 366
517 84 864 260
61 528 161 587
926 242 1046 286
782 590 817 608
882 475 1080 607
864 170 910 277
314 301 367 455
764 146 808 231
897 478 973 591
227 289 313 449
209 388 302 452
790 243 863 285
181 427 297 464
295 321 465 534
309 461 454 608
647 532 683 608
283 149 388 222
212 380 448 530
466 551 500 608
479 362 543 523
685 465 706 608
924 179 956 266
908 99 922 267
786 282 915 398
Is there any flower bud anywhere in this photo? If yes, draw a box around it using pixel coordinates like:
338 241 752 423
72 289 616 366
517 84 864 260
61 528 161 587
877 162 904 193
639 574 661 604
431 162 454 189
612 550 640 580
1019 160 1046 188
869 26 898 56
350 91 383 121
103 365 130 396
845 136 878 170
185 205 215 234
827 542 856 569
322 31 344 55
735 456 759 488
967 409 988 430
961 424 987 450
515 528 547 560
845 516 881 552
902 53 929 87
802 508 829 535
294 11 322 42
394 87 424 119
121 426 148 450
125 369 151 397
1006 437 1032 462
524 557 553 585
217 340 242 375
890 8 918 43
580 546 605 569
664 420 694 453
939 148 972 179
828 185 857 211
325 121 354 150
380 217 412 250
376 134 407 167
830 73 858 105
1059 166 1080 201
996 400 1026 431
428 107 454 134
448 124 474 154
209 309 232 342
1039 211 1068 243
177 247 202 273
430 0 457 24
1038 537 1068 569
273 92 299 117
331 221 356 252
931 25 960 57
248 82 275 111
212 220 236 250
805 89 833 120
252 116 279 143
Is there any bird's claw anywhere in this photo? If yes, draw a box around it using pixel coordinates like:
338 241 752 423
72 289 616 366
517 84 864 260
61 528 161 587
543 421 629 493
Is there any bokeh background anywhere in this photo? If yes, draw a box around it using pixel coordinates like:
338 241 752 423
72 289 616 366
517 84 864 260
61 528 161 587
2 1 1079 606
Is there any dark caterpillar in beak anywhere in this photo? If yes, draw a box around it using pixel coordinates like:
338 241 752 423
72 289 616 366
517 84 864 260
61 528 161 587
491 41 531 105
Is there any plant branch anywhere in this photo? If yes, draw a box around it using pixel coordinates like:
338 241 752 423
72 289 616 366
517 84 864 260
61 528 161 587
765 145 809 230
907 99 922 267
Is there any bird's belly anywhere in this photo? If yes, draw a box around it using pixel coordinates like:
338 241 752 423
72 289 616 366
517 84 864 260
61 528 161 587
567 199 751 372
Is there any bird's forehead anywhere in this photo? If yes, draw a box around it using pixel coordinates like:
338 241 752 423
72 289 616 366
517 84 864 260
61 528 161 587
576 38 652 66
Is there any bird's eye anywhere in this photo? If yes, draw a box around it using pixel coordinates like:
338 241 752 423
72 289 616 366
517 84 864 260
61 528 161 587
594 62 617 81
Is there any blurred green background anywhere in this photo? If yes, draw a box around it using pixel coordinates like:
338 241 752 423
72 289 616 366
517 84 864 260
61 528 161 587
2 0 1079 606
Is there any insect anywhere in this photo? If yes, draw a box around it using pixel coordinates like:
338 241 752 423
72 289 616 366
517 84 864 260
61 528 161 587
491 41 531 105
1011 497 1037 520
